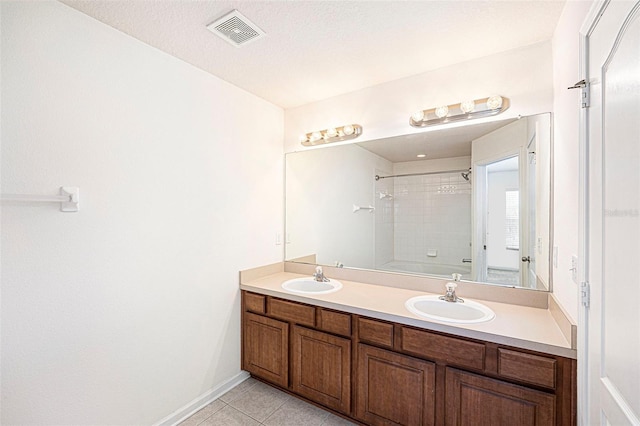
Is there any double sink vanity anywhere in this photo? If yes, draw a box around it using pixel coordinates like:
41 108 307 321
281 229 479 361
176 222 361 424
239 262 576 426
243 112 574 425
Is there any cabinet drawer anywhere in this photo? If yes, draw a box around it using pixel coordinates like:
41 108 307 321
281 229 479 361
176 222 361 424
400 326 485 371
244 292 266 314
498 348 557 389
269 298 316 327
317 309 351 337
357 317 394 349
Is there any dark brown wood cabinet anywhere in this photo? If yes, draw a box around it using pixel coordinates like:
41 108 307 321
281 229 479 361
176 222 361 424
356 344 436 426
242 312 289 388
445 368 556 426
292 326 351 414
241 291 575 426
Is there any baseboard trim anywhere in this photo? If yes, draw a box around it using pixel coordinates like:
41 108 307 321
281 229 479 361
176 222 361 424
154 370 251 426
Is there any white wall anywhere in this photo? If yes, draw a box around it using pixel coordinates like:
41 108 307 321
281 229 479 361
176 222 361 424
286 144 392 269
393 156 471 176
374 171 394 267
530 113 552 288
471 119 528 165
284 41 554 153
551 0 594 322
0 2 283 425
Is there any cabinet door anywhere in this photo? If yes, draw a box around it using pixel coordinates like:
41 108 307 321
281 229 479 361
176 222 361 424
445 367 555 426
291 326 351 414
243 312 288 388
356 344 435 426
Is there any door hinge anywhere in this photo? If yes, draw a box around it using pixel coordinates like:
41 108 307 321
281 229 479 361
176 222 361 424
580 281 590 308
568 79 590 108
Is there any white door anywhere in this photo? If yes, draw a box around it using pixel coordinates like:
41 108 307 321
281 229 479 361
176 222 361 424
583 1 640 425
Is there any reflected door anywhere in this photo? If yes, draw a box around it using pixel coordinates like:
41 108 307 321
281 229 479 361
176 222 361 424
482 155 521 286
585 1 640 424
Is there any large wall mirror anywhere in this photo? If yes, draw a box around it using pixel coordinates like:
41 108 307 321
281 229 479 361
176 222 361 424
285 113 552 291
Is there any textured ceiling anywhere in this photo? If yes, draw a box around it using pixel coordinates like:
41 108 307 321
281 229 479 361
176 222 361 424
61 1 565 109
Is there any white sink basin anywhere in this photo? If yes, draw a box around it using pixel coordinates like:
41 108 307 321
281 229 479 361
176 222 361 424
405 295 495 324
282 277 343 294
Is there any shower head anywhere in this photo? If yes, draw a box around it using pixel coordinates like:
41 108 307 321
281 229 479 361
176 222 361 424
461 169 471 182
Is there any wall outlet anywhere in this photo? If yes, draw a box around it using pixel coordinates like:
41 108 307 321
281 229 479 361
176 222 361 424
553 246 558 268
571 254 578 283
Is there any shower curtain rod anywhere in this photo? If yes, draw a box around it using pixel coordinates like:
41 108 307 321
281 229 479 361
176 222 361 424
375 169 470 181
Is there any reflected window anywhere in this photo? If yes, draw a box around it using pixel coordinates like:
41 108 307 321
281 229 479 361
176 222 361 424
505 190 519 250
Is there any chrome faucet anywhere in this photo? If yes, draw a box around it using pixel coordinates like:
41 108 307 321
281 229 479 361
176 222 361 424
313 266 330 282
440 273 464 303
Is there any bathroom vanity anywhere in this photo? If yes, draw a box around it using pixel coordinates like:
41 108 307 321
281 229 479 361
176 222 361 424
240 264 576 426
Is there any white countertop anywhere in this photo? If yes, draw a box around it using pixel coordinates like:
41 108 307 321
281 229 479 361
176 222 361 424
240 271 576 359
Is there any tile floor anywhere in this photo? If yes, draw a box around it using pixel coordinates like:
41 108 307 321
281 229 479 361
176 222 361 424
179 378 357 426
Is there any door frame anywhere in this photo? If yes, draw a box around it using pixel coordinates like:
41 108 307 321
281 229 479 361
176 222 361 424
525 131 537 289
578 3 606 424
578 1 640 425
473 149 522 285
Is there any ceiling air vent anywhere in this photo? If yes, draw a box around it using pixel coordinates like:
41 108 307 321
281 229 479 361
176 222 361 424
207 10 265 47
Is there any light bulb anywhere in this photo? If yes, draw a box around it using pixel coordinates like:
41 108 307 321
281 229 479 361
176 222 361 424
487 95 503 110
299 134 308 143
310 131 322 141
417 154 426 158
326 128 338 138
343 124 355 136
460 100 475 113
411 110 425 122
435 105 449 118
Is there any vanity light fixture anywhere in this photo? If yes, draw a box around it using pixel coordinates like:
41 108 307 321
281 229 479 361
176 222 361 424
410 95 510 128
434 105 449 118
300 124 363 146
460 100 475 113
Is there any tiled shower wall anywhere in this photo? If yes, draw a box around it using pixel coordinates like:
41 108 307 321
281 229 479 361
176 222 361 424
389 172 471 266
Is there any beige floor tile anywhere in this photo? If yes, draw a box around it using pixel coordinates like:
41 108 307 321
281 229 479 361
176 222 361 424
227 381 290 422
199 405 260 426
178 399 226 426
322 412 359 425
179 380 361 426
219 377 259 404
263 396 330 426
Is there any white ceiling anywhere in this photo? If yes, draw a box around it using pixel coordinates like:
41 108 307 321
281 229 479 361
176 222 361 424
357 118 517 163
61 1 565 109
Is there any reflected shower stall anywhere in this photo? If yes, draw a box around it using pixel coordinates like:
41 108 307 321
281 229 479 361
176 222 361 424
374 169 472 279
